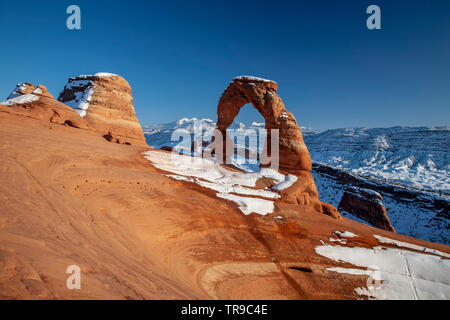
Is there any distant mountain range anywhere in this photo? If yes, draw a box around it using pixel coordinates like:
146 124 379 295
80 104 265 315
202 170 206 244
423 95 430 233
143 117 319 149
144 118 449 244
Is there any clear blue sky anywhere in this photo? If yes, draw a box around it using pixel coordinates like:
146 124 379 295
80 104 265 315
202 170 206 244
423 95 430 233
0 0 449 130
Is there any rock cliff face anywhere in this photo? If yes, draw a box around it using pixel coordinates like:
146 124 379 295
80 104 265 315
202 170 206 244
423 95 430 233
58 73 146 146
216 76 340 219
338 187 395 232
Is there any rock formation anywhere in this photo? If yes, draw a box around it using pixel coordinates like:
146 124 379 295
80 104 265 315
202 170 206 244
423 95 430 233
1 83 88 129
8 82 55 100
215 76 340 219
58 73 147 146
338 186 395 232
217 76 311 172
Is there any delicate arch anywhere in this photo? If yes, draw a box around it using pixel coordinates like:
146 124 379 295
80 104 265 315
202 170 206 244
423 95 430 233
216 76 312 172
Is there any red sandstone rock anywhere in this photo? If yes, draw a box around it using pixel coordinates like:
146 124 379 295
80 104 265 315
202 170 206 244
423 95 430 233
338 187 395 232
215 76 340 219
7 82 55 100
1 83 87 129
216 76 312 172
58 73 147 146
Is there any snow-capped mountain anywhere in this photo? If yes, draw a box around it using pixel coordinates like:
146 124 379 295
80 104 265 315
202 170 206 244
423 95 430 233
143 117 319 149
305 126 450 195
144 118 449 244
303 126 449 244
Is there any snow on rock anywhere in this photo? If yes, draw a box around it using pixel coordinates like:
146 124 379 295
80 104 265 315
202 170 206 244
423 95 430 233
76 72 118 79
7 83 31 99
374 235 450 259
143 150 293 215
59 73 119 117
143 118 449 244
58 73 147 145
315 243 450 299
273 174 298 191
59 79 95 117
329 238 348 244
333 230 358 238
304 126 450 194
1 94 40 106
217 193 274 216
232 75 275 83
312 164 449 245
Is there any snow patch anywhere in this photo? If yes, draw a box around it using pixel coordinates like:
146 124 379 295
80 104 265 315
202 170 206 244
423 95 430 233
333 230 358 238
143 150 292 215
315 243 450 299
233 75 274 83
217 193 274 216
7 83 31 99
374 235 450 259
273 174 297 191
62 80 95 117
1 94 39 106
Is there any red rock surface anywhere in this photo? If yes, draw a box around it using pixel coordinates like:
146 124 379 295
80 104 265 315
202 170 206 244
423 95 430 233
338 187 395 232
58 73 147 146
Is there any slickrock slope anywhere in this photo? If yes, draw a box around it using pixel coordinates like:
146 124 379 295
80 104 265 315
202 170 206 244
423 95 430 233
0 79 449 300
338 187 395 232
58 73 147 146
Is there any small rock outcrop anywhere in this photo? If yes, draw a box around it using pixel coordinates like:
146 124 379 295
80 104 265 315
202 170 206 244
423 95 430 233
8 82 55 100
215 76 340 219
1 83 87 129
58 73 146 146
338 186 395 232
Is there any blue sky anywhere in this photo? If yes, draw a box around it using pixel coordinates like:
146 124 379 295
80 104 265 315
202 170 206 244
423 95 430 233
0 0 449 130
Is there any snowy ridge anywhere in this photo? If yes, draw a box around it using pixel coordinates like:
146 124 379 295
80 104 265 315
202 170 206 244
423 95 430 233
1 93 40 106
304 126 450 194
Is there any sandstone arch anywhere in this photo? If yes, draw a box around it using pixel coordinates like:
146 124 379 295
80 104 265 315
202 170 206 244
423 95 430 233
217 76 312 172
216 76 341 220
